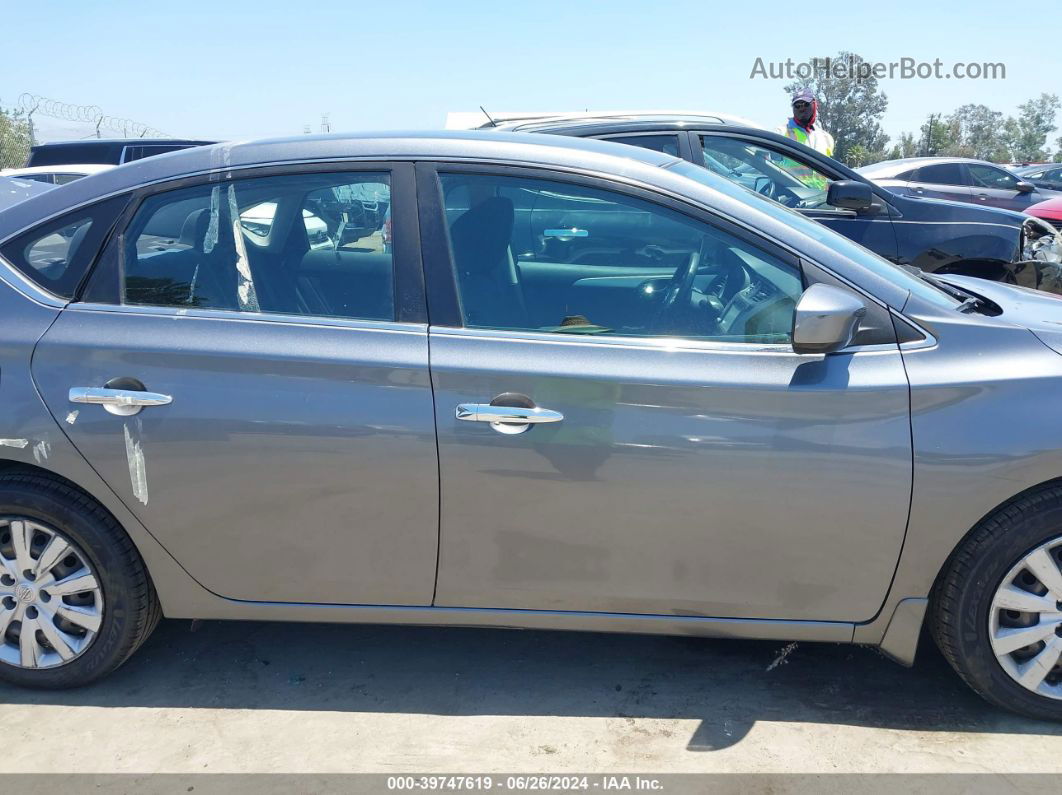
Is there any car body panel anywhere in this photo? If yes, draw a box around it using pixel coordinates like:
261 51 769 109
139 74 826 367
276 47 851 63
1026 197 1062 233
5 132 1062 670
428 328 912 622
31 306 440 605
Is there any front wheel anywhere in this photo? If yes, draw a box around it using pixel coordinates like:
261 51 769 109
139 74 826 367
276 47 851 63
932 483 1062 721
0 473 160 688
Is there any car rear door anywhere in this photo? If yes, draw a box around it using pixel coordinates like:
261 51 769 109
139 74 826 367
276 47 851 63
420 163 912 623
30 162 440 606
906 163 974 204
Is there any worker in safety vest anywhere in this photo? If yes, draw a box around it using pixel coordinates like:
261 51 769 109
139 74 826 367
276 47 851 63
773 89 835 190
778 88 835 156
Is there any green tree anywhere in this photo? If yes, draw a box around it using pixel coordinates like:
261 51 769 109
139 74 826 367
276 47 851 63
1055 136 1062 163
885 131 917 160
1006 93 1060 162
917 114 955 156
783 51 889 166
941 104 1010 161
0 101 33 170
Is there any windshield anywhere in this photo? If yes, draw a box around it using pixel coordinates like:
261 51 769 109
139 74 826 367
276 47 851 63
667 160 961 309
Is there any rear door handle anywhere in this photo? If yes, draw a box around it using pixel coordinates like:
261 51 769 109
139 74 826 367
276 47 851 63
69 387 173 416
456 403 563 435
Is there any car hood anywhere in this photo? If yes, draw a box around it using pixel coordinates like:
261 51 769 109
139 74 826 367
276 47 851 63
940 274 1062 354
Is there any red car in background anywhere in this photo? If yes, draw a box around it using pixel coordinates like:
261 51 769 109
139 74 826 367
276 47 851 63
1027 197 1062 232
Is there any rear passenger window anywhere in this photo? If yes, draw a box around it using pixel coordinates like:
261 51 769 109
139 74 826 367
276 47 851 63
599 135 680 157
913 163 967 186
0 195 129 299
120 172 393 321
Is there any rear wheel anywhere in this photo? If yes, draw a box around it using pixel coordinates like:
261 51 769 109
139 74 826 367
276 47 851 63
933 483 1062 721
0 473 159 688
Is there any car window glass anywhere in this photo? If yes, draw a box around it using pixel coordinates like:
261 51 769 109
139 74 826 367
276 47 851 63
667 159 962 310
0 194 129 299
13 174 55 185
439 172 802 343
968 164 1019 190
121 172 393 321
21 219 93 282
599 134 680 157
700 135 838 208
699 135 838 211
913 163 967 186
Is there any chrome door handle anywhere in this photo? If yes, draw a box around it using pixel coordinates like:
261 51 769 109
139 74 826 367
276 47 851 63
69 387 172 416
456 403 563 435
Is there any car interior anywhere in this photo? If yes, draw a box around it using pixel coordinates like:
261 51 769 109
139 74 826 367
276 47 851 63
440 175 802 341
122 176 394 321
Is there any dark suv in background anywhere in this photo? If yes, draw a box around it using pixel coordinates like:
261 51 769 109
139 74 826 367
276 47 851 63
489 115 1061 290
25 138 215 168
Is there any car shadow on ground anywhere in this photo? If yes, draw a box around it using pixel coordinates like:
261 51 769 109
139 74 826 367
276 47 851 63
1 619 1059 750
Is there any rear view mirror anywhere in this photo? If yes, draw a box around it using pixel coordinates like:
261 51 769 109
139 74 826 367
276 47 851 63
792 284 867 355
827 180 874 211
1016 181 1035 193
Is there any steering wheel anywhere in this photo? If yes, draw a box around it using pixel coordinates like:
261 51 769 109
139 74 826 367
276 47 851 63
753 176 776 200
650 242 748 334
650 250 700 333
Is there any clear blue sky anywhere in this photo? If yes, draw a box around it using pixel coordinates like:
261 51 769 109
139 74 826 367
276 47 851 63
3 0 1056 146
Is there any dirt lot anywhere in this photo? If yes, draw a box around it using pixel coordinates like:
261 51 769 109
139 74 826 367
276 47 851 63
1 618 1061 774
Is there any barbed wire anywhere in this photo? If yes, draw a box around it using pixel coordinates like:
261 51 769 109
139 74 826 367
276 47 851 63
17 94 170 139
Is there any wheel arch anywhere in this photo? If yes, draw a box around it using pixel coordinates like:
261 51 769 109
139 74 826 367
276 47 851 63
873 475 1062 665
0 456 217 617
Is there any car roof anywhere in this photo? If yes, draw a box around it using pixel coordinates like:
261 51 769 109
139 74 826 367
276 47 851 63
0 130 682 238
496 113 765 133
446 110 765 131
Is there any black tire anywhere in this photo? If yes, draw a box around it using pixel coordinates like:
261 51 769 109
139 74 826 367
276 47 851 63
0 472 159 688
932 482 1062 721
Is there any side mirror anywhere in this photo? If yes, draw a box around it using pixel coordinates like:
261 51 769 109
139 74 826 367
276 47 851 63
1016 180 1035 193
792 284 867 355
826 180 874 211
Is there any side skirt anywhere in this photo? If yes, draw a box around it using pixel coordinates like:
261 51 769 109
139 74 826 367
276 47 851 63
164 599 856 644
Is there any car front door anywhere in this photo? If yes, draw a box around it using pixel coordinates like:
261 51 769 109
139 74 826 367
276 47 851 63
696 133 899 263
967 163 1038 211
30 164 440 605
421 164 912 622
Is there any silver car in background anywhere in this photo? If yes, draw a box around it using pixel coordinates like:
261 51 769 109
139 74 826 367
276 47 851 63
1 132 1062 721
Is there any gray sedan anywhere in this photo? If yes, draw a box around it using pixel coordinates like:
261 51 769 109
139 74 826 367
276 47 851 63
0 132 1061 721
859 156 1062 212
